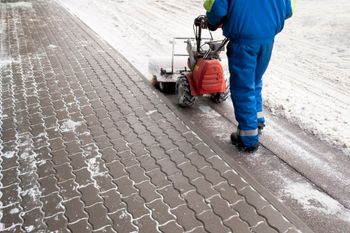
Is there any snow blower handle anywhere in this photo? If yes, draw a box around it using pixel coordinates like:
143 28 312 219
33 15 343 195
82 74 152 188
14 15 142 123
194 15 208 29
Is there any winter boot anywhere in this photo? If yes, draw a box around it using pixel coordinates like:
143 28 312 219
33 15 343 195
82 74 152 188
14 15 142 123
258 123 265 135
231 132 259 152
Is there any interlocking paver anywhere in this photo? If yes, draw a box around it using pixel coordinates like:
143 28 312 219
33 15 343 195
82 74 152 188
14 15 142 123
0 1 311 232
159 221 184 233
68 219 93 233
63 197 88 223
109 210 138 232
46 213 71 233
85 203 112 230
21 207 47 232
135 180 161 203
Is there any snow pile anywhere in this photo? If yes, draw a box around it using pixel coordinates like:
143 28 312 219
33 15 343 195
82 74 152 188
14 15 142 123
56 0 350 153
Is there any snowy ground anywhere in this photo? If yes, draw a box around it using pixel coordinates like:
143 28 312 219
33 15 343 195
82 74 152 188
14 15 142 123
56 0 350 155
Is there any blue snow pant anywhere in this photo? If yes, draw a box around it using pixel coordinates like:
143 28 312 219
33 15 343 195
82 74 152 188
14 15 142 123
227 40 274 147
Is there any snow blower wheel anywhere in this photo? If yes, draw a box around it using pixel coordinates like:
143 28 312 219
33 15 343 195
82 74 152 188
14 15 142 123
210 92 228 103
177 76 197 107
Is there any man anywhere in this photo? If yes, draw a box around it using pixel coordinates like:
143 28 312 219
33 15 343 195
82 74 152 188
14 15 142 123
204 0 295 152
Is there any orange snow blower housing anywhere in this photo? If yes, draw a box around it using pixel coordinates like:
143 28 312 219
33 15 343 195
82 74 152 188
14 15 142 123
188 58 226 96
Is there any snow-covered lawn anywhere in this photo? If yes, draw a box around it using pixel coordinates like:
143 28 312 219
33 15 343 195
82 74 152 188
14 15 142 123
57 0 350 154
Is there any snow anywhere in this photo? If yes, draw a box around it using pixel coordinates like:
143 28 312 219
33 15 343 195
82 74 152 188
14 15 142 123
279 176 350 222
0 2 33 9
2 151 15 159
56 0 350 154
60 119 82 133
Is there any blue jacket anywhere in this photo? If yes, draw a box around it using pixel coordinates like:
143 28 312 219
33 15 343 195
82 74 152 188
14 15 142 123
205 0 294 43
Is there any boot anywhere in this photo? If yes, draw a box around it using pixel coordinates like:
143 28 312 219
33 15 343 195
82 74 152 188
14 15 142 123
231 132 259 152
258 123 265 135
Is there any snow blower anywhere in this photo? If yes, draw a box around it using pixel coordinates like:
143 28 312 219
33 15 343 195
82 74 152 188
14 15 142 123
149 15 229 107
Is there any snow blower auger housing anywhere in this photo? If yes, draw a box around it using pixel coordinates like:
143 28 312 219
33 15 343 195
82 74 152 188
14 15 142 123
149 15 229 107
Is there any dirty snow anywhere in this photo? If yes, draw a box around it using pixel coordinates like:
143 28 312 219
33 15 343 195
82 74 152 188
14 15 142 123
56 0 350 154
279 176 350 222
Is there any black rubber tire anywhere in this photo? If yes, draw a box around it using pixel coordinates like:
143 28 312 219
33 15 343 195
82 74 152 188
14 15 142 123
210 78 230 103
177 76 197 107
210 92 229 103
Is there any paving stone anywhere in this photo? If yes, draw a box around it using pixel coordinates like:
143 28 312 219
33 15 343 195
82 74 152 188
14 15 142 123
86 203 112 230
147 168 172 189
79 183 103 206
65 140 82 155
134 214 159 233
36 158 54 177
51 149 70 165
0 184 21 207
252 222 279 233
135 180 161 203
183 190 211 214
106 160 127 179
168 172 195 195
70 153 88 170
95 135 113 149
147 199 174 225
222 170 249 191
46 213 71 233
68 219 93 233
101 189 126 213
138 132 157 147
113 176 138 197
179 161 203 181
38 175 59 196
167 148 188 166
258 205 295 232
159 220 184 233
157 185 185 209
123 193 149 218
208 195 238 221
0 204 23 229
94 226 118 233
73 167 94 187
171 205 202 231
0 167 20 187
125 164 149 184
240 186 270 211
198 210 231 233
192 177 218 199
200 166 227 186
63 197 88 223
55 162 75 182
224 216 251 233
109 209 138 233
94 173 117 192
58 179 80 200
147 145 168 161
21 207 47 233
233 200 265 227
157 158 179 176
214 181 244 205
110 138 129 152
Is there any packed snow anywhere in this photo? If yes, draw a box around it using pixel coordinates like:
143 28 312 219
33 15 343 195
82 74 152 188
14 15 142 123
278 175 350 222
56 0 350 154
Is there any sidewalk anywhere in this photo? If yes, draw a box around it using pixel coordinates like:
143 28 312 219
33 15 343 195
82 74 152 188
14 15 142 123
0 1 312 232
